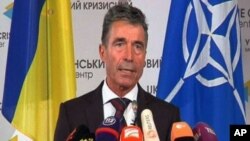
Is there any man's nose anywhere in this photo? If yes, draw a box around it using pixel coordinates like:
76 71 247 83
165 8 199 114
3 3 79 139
124 45 133 61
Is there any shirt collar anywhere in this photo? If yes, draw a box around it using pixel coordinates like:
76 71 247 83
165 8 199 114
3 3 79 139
102 80 138 104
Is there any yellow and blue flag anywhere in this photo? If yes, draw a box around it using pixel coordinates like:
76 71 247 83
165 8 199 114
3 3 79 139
2 0 76 140
157 0 246 141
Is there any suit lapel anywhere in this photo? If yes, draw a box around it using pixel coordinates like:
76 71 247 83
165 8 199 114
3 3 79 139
136 84 150 127
85 82 104 131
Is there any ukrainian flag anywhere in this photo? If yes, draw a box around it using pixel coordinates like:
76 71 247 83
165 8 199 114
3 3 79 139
2 0 76 140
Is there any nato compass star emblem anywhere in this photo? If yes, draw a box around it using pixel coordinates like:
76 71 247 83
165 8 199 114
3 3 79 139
166 0 245 120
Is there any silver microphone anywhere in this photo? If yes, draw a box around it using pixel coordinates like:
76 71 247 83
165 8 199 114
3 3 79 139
131 100 138 125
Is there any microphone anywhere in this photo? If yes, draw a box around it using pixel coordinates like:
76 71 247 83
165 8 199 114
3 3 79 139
171 121 194 141
66 124 95 141
120 125 144 141
131 100 138 125
192 122 218 141
141 109 160 141
95 116 120 141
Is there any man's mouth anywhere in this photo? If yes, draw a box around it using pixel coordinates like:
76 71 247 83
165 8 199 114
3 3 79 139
118 68 135 73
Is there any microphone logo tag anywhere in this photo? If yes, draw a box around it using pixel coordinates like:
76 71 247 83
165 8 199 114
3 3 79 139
103 116 116 126
124 128 139 138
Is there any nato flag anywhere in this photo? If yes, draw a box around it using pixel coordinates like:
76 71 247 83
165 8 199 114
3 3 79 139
156 1 246 141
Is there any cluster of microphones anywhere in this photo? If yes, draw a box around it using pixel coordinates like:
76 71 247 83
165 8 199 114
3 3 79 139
66 101 218 141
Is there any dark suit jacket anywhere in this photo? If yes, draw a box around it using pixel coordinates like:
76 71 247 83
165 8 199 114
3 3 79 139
54 81 180 141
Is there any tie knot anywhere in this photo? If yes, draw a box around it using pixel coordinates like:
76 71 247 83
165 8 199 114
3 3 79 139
110 98 131 118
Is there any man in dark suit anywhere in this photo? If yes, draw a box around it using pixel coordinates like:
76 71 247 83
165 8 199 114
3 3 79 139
54 4 180 141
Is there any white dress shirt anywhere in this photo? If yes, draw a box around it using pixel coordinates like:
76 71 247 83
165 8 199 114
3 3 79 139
102 80 138 125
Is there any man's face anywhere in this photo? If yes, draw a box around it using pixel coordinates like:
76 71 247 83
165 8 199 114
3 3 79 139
99 20 147 91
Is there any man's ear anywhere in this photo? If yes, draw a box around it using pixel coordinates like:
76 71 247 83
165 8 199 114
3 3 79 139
99 44 105 61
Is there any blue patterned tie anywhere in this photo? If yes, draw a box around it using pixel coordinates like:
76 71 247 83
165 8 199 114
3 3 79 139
110 98 130 132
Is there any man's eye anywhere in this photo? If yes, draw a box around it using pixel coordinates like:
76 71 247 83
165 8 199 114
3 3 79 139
135 44 143 49
115 42 124 47
134 44 145 54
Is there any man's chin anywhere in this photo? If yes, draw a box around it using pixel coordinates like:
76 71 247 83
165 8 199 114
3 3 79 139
118 80 136 89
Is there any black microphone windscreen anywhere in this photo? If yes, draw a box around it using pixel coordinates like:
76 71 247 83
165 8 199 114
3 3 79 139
174 137 195 141
66 124 95 141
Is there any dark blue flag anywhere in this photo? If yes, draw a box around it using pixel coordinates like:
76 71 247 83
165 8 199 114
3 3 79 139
156 1 246 141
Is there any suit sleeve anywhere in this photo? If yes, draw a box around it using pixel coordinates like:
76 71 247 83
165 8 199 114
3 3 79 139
54 103 71 141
